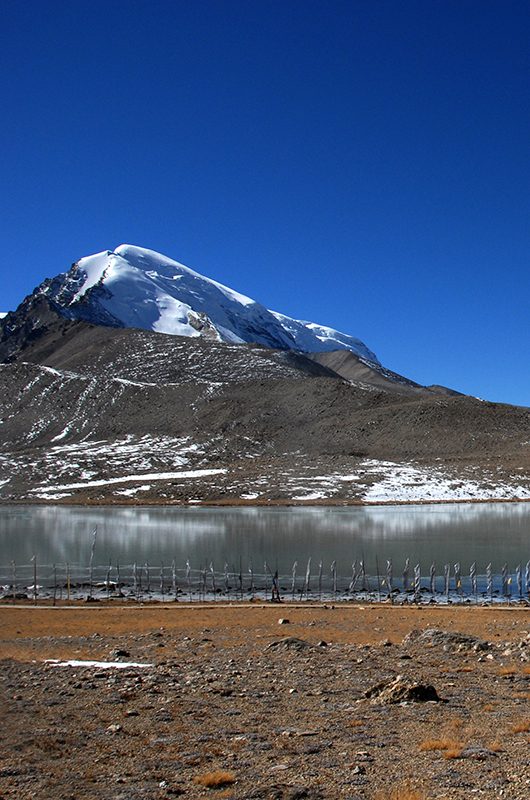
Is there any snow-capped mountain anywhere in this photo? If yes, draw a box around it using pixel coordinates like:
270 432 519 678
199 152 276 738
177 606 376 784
2 247 529 505
13 244 379 363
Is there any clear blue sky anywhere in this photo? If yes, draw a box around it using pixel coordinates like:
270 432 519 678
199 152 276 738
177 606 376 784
1 0 529 405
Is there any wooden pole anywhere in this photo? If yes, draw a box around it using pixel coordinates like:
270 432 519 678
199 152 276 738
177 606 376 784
375 555 381 603
172 559 177 601
32 555 37 605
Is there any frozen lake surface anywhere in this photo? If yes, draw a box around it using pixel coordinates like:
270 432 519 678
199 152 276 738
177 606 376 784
1 503 529 598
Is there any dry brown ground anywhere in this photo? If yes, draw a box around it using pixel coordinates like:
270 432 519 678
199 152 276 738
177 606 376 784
1 604 529 800
1 603 529 660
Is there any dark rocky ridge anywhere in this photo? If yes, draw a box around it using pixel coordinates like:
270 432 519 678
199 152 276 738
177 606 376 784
307 349 464 398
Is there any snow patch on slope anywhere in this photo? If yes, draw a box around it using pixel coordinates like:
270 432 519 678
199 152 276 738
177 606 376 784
30 467 227 494
282 459 530 503
72 250 111 300
361 460 530 502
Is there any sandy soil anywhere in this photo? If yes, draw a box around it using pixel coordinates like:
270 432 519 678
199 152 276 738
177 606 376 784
1 603 529 799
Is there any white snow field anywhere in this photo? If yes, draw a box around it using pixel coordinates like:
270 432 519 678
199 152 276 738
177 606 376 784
277 459 530 503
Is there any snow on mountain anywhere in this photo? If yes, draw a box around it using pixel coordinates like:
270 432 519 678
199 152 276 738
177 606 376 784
270 312 378 364
0 313 6 319
35 244 379 363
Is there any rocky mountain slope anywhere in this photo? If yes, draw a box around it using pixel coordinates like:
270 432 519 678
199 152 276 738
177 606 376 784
0 310 529 504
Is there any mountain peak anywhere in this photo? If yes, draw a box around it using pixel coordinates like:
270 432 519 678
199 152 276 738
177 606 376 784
8 245 380 363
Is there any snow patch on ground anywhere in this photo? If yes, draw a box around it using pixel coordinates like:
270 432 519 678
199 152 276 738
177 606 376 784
249 458 530 503
31 468 227 493
31 491 73 500
361 460 530 502
51 427 71 442
0 434 209 497
113 377 159 387
46 659 153 669
114 485 152 497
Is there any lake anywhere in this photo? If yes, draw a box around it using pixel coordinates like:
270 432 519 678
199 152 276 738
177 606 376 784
1 503 529 597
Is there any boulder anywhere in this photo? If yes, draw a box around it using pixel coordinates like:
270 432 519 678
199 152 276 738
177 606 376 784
365 675 442 704
403 628 490 653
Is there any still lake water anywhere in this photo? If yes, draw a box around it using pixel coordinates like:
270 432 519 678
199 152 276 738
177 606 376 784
1 503 529 575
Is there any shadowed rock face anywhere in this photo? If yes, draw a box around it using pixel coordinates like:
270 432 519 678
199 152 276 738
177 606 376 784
0 295 68 363
266 638 317 652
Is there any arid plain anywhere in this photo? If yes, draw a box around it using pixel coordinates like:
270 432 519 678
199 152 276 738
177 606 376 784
1 602 529 800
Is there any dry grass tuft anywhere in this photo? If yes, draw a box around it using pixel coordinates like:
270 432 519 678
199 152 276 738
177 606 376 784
522 665 530 675
482 703 495 712
512 720 530 734
488 741 503 752
193 770 236 788
374 783 425 800
499 666 516 676
419 738 461 753
419 717 467 759
443 747 464 760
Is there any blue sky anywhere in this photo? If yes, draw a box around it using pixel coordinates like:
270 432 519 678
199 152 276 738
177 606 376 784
1 0 529 405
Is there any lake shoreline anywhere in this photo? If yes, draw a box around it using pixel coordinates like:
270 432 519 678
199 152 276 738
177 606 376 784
2 495 530 508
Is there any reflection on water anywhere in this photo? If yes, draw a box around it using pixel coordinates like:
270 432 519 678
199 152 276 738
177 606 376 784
1 503 529 573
